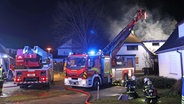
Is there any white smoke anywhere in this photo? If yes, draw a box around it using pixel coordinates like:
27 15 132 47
109 6 177 41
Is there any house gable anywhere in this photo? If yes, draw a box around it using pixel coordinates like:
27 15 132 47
143 40 166 54
57 39 85 56
57 39 73 49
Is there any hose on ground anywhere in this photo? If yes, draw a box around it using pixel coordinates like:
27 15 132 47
65 86 92 104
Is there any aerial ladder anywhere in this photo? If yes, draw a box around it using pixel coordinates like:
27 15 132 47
103 9 147 85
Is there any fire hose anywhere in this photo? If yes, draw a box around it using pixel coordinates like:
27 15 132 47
65 86 92 104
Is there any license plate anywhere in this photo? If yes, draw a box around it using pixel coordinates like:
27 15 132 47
69 81 78 85
27 74 35 77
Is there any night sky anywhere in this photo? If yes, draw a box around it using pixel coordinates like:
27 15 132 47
0 0 56 49
0 0 184 50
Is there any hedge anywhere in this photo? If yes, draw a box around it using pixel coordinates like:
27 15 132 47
136 76 177 89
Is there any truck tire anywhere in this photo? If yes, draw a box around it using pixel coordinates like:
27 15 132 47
92 78 100 90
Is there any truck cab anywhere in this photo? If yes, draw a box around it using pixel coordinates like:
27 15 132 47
64 53 112 89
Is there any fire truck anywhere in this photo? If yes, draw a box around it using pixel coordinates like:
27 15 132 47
64 9 146 88
14 46 54 88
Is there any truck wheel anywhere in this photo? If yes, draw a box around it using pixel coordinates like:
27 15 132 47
92 78 100 90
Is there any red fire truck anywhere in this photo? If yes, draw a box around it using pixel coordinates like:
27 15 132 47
64 52 111 89
64 9 146 88
14 46 54 88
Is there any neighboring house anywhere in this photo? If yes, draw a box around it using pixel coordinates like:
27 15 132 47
0 43 14 73
116 34 154 71
56 39 84 63
156 22 184 80
57 39 84 57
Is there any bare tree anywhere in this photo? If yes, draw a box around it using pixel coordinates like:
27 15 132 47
53 0 108 52
143 52 153 68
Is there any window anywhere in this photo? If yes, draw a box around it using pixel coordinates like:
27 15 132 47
152 43 159 46
66 57 86 69
136 57 139 64
169 55 177 74
114 56 127 67
127 45 138 50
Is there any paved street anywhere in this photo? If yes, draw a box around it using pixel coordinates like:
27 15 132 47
0 81 125 104
1 81 19 97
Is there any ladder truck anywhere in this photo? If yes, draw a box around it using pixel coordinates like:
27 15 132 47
103 9 146 84
14 46 54 88
64 9 146 88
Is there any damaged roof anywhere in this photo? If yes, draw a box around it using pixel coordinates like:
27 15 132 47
124 34 141 43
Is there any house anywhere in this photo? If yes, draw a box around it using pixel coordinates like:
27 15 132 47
116 34 155 72
0 43 14 73
155 22 184 80
57 39 85 57
57 33 165 73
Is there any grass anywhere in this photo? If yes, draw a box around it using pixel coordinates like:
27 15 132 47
91 88 181 104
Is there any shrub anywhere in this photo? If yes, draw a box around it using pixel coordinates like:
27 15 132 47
169 79 182 95
136 76 177 89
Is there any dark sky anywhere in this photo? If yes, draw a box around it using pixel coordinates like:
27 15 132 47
0 0 184 49
0 0 56 49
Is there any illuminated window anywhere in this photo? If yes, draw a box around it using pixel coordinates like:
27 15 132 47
127 45 138 50
136 57 139 64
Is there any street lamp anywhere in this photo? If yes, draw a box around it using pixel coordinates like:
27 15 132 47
47 47 52 53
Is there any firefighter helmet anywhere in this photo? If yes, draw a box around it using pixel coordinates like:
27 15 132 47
144 77 150 83
131 76 136 81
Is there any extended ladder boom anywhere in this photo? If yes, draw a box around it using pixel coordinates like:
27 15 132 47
103 9 146 57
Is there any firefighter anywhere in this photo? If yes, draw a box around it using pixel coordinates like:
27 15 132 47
0 65 4 94
143 77 150 95
144 77 150 85
144 80 159 103
124 76 138 99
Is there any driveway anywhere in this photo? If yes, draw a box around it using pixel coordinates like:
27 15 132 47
2 81 125 104
20 86 124 104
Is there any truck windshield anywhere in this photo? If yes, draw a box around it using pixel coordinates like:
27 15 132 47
66 57 86 70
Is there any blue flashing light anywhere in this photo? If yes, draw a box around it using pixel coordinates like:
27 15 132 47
69 52 73 55
88 50 95 56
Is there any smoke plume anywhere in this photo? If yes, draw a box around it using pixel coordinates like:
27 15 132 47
109 5 177 41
